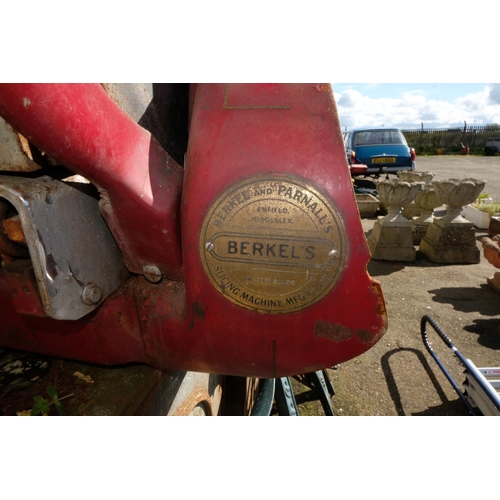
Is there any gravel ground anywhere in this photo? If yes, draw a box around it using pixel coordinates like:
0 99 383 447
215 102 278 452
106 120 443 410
292 155 500 416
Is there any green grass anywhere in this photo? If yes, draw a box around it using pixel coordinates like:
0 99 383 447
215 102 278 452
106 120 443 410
475 203 500 217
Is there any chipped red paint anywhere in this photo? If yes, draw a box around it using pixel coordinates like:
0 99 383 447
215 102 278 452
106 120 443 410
313 321 355 342
0 84 387 378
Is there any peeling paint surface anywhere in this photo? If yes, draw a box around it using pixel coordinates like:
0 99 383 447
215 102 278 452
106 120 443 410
357 329 378 344
314 320 354 342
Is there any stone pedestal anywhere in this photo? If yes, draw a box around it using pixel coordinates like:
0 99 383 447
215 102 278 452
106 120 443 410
368 179 423 261
412 223 429 246
368 220 416 261
419 218 480 263
419 178 486 264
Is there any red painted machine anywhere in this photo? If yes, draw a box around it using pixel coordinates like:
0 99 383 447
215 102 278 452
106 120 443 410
0 84 386 412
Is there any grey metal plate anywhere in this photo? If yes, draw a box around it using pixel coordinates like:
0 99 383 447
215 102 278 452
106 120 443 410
0 175 129 320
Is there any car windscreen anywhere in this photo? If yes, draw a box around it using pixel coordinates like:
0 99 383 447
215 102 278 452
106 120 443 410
353 130 407 146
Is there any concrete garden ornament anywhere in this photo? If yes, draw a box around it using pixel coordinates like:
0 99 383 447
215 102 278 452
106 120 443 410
397 171 436 184
368 179 424 261
376 179 424 224
411 185 442 245
398 171 435 219
432 178 486 224
419 178 486 264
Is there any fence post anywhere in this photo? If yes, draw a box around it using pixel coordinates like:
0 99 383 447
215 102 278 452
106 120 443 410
461 121 468 154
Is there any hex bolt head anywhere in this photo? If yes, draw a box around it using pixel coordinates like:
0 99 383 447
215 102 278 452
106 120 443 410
143 265 162 283
81 283 103 305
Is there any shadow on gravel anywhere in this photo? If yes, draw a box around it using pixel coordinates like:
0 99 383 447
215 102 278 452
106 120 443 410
367 253 453 277
463 318 500 350
475 232 491 243
380 347 467 416
428 285 499 316
411 399 468 416
367 260 405 277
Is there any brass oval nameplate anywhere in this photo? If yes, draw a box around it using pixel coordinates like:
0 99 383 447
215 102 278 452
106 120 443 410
199 175 347 314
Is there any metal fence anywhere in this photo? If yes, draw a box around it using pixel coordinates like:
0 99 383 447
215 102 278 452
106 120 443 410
402 124 500 155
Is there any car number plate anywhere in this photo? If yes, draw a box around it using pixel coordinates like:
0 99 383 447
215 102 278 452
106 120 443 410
372 157 396 164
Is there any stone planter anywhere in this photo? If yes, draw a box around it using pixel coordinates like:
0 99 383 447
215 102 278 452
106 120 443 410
375 179 424 226
397 171 436 184
368 179 423 261
398 171 436 220
355 193 379 217
420 178 486 263
433 178 486 224
411 185 442 245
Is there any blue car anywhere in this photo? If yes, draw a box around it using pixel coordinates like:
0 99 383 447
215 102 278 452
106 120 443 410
343 127 416 176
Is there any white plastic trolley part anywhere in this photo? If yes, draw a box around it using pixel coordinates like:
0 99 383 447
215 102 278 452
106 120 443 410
421 315 500 416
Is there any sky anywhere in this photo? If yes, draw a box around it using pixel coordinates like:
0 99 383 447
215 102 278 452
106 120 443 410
332 84 500 131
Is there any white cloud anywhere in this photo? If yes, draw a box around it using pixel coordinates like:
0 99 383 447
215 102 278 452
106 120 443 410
334 86 500 130
488 84 500 105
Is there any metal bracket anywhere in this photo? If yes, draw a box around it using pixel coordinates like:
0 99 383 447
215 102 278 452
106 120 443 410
275 377 300 416
305 370 335 416
0 175 129 320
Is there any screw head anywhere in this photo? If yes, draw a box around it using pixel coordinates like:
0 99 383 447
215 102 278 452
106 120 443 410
143 265 162 283
82 283 103 305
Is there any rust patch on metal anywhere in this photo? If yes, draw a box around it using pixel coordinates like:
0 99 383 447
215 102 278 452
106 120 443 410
0 201 29 258
314 320 354 342
369 278 388 320
314 84 330 93
357 329 377 344
117 309 138 339
171 388 213 416
3 215 26 245
192 301 205 320
188 301 205 330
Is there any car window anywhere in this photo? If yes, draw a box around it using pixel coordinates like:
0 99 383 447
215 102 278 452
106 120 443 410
353 131 368 146
353 130 407 146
